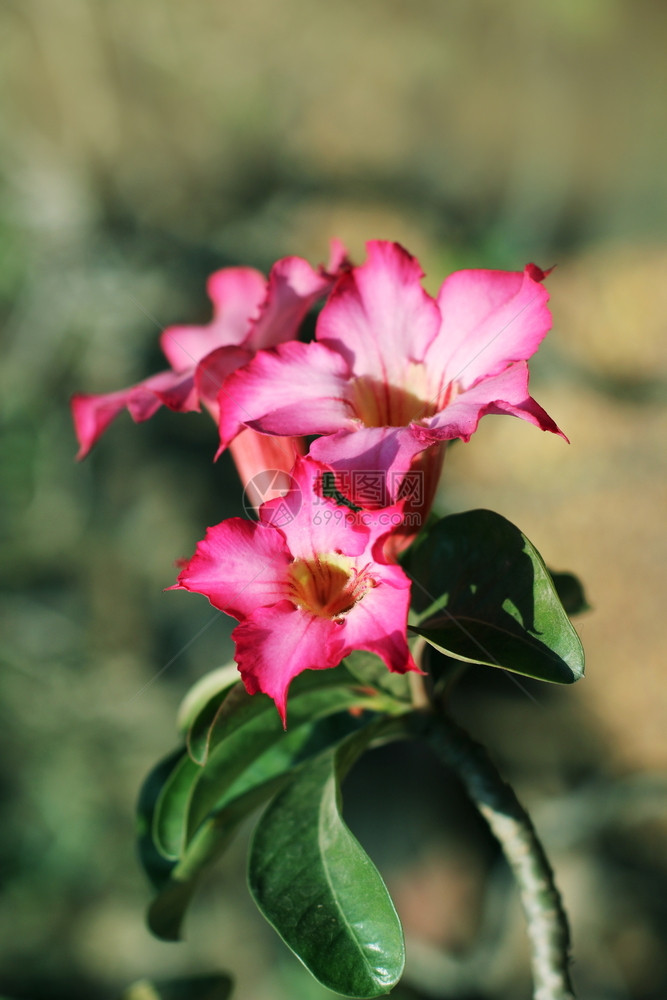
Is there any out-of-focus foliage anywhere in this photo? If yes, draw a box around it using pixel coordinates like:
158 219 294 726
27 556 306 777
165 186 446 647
1 1 666 998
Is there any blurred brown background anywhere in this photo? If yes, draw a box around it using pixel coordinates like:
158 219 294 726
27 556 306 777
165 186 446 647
1 2 666 998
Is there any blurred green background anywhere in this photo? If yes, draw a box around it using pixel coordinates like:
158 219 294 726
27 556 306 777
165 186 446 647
1 2 666 998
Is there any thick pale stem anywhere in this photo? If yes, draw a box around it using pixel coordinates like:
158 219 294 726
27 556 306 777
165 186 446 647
415 712 575 1000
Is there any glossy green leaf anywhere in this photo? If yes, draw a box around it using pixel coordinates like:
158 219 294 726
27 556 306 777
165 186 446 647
201 661 392 757
177 665 241 765
148 770 293 941
185 665 405 840
148 665 395 865
119 975 232 1000
248 722 405 998
406 510 585 684
137 748 183 889
148 710 377 941
152 753 203 860
142 664 410 942
176 663 240 737
184 660 397 768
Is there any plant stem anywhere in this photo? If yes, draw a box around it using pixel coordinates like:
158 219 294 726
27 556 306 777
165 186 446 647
414 711 575 1000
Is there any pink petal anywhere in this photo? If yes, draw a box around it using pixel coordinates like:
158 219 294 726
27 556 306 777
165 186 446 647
217 340 356 451
71 369 198 460
207 267 267 333
172 518 292 620
159 324 224 374
317 240 441 384
428 264 551 391
310 426 427 503
194 345 253 419
160 267 267 370
413 361 566 445
146 369 200 411
71 391 145 460
259 456 369 559
246 256 337 352
338 566 419 676
232 602 347 725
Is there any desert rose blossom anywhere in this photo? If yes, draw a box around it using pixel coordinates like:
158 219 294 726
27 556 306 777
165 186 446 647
217 241 565 539
70 242 349 471
171 456 420 725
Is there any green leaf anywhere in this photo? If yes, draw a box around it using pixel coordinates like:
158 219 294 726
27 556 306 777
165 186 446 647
176 663 240 737
185 664 405 840
248 722 405 998
152 752 202 860
148 710 377 941
142 664 411 942
183 660 388 769
201 662 385 756
137 748 183 889
406 510 585 684
148 665 394 867
119 975 233 1000
177 664 241 765
148 771 292 941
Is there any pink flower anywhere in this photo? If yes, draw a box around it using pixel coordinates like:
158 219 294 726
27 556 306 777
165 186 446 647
71 243 348 460
218 241 565 513
171 456 420 725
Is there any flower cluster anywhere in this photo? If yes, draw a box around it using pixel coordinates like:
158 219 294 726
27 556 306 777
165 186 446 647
73 240 563 721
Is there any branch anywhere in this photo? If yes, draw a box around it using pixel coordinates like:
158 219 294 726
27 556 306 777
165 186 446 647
414 711 575 1000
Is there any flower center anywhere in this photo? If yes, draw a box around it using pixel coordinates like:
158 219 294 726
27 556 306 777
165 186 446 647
350 363 439 428
288 554 374 620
